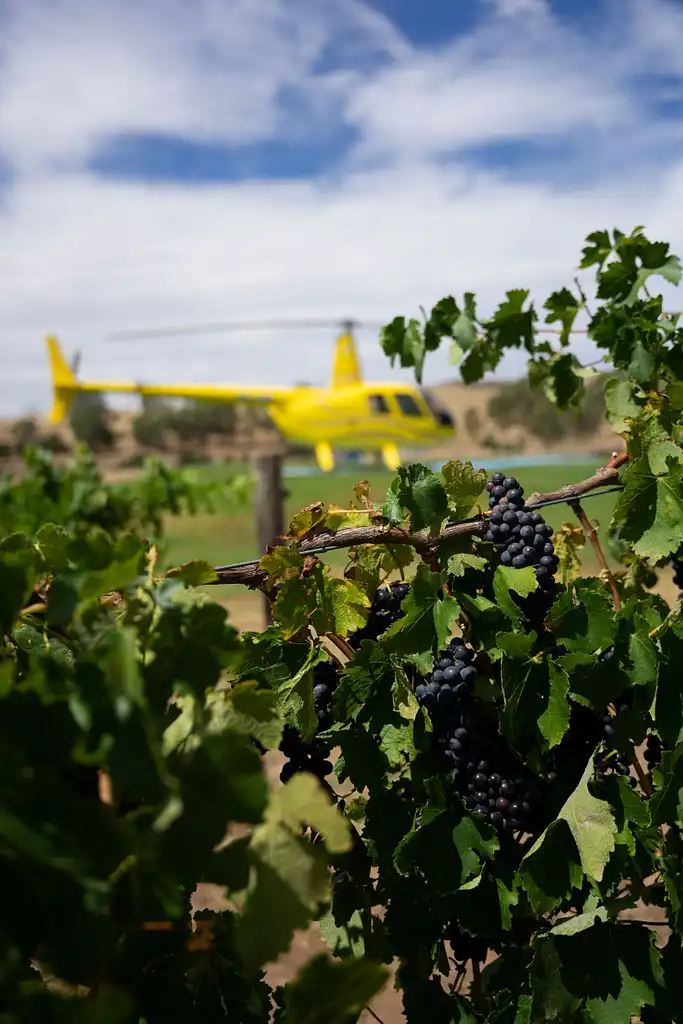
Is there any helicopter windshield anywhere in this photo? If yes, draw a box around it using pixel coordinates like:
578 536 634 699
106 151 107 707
421 389 454 428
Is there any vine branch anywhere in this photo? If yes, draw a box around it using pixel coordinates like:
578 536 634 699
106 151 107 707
568 499 621 611
210 452 628 589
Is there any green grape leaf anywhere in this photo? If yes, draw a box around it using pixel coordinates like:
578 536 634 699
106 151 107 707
624 254 683 306
496 629 537 660
380 316 426 381
0 533 39 633
543 287 581 346
311 573 370 639
272 578 317 637
35 522 71 572
260 543 304 585
345 541 413 591
451 293 479 350
650 743 683 825
394 803 498 887
392 662 421 721
486 289 535 351
323 506 374 531
79 547 144 602
165 559 219 586
604 377 644 434
656 607 683 746
453 869 519 937
498 638 569 752
379 720 417 766
539 661 571 749
579 229 613 269
612 454 683 563
549 577 616 654
520 819 584 914
531 922 660 1024
205 682 283 750
318 907 366 958
626 609 658 688
334 641 395 721
265 773 351 853
276 954 388 1024
553 524 586 584
550 905 608 937
288 502 327 540
528 758 617 883
237 775 351 971
384 564 460 671
493 565 538 623
441 461 488 518
628 339 655 384
647 439 683 476
382 464 448 533
274 641 325 741
446 552 488 578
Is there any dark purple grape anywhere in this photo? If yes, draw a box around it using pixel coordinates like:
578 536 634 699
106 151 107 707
452 646 470 662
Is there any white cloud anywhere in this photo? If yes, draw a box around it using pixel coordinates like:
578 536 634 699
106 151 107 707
0 0 403 174
482 0 550 18
0 0 682 417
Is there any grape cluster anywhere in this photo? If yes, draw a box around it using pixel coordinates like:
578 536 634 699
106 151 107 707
348 581 410 650
278 658 340 783
414 640 478 714
279 726 333 783
672 549 683 589
312 658 339 732
644 733 663 770
484 473 558 620
446 924 488 964
415 640 537 834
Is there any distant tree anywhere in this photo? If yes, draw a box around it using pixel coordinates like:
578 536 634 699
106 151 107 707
132 395 173 451
487 375 605 444
171 400 237 442
39 432 70 454
11 417 39 452
464 407 482 438
68 391 114 452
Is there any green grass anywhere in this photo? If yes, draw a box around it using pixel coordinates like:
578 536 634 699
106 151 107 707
162 462 619 573
162 470 395 569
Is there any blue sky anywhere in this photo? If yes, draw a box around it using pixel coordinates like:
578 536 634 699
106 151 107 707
1 0 683 416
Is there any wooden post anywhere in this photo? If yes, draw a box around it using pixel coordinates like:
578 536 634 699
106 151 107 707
253 453 285 626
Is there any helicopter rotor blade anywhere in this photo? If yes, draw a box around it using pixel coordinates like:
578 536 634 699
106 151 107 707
106 318 385 341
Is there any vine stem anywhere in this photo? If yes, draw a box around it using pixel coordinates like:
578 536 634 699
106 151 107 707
631 752 653 797
568 499 621 611
210 453 629 589
470 959 484 1010
364 1006 386 1024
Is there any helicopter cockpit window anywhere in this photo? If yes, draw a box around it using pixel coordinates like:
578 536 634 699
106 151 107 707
369 394 389 414
396 394 422 417
421 389 455 428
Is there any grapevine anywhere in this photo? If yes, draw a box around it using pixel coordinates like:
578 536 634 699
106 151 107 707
3 224 683 1022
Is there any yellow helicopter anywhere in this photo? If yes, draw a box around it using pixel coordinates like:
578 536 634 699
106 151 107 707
45 319 455 471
